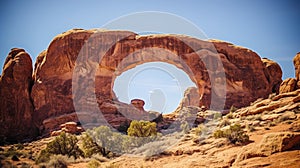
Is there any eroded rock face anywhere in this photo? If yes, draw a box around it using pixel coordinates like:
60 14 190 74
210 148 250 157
211 40 282 108
261 58 282 93
0 29 284 139
279 78 297 94
29 29 283 135
174 87 201 113
0 48 36 142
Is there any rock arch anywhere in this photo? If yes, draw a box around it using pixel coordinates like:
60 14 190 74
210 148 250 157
86 32 226 110
29 29 281 135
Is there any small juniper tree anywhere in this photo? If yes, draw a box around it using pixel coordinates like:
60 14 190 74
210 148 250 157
84 126 126 157
127 120 157 137
45 132 83 159
36 132 83 164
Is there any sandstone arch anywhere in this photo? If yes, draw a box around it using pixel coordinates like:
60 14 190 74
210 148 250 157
29 29 281 136
72 30 227 113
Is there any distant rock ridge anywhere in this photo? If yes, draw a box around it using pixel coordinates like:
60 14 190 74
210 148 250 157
0 29 283 142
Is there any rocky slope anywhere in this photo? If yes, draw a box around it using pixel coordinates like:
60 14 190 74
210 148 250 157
1 88 299 168
0 29 284 142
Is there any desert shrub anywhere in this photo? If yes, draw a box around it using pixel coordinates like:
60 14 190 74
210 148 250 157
1 146 24 158
87 159 101 168
36 132 83 164
219 118 231 128
36 149 51 164
85 126 126 157
213 124 249 144
194 124 209 136
245 123 256 132
180 121 190 134
46 155 68 168
127 120 159 147
46 132 83 159
226 112 234 119
213 112 222 120
81 133 104 158
127 120 157 137
213 129 225 138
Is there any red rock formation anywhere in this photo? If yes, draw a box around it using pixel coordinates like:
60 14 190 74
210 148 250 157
279 78 297 94
0 29 284 140
174 87 201 113
261 58 282 93
279 52 300 93
0 48 36 142
131 99 145 111
211 40 282 108
29 29 283 135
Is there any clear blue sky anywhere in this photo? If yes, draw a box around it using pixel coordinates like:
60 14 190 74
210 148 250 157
0 0 299 113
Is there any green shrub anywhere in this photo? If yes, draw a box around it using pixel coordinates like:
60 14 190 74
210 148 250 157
194 124 208 136
213 112 222 120
245 123 256 132
46 132 83 159
127 120 159 147
85 126 126 157
213 124 249 144
219 118 231 127
213 129 225 138
81 133 104 158
127 120 157 137
47 155 68 168
36 132 83 164
36 149 51 164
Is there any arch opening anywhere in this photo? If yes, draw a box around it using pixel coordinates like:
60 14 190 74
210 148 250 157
113 62 197 114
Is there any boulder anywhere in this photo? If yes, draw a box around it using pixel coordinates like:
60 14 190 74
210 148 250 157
234 132 300 165
51 122 83 136
0 48 36 142
130 99 145 111
258 132 300 156
262 58 282 93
